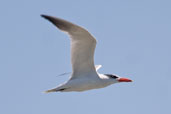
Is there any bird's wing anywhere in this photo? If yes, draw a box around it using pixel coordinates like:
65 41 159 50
95 65 102 71
41 15 97 79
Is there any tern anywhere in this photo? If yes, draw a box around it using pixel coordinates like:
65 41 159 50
41 15 132 92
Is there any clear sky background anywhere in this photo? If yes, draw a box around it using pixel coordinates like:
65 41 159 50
0 0 170 114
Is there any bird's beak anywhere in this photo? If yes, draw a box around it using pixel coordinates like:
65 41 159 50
118 78 132 82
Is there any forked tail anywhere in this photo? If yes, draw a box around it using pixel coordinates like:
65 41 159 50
44 88 57 93
44 88 66 93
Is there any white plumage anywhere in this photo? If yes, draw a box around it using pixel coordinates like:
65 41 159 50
41 15 132 92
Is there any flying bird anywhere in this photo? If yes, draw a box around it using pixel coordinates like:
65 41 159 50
41 15 132 92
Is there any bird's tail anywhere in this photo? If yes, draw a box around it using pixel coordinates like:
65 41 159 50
44 88 58 93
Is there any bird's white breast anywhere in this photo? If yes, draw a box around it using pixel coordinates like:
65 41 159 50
61 74 115 92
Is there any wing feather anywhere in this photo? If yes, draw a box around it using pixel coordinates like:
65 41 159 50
41 15 97 78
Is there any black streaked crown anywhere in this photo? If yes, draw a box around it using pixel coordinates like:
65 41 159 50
105 74 118 79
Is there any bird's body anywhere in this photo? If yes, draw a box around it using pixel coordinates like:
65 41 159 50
41 15 132 92
47 70 116 92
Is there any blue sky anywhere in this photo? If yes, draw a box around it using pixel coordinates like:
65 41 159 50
0 0 170 114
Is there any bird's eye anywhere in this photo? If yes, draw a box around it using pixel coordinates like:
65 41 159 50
105 74 118 79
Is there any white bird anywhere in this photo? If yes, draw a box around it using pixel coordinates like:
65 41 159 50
41 15 132 92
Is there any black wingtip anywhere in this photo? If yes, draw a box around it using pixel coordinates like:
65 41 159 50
41 14 48 19
40 14 55 24
40 14 57 25
40 14 74 31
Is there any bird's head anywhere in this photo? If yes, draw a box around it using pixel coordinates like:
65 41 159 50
105 74 132 83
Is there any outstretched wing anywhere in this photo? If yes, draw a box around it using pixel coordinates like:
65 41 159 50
41 15 97 78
